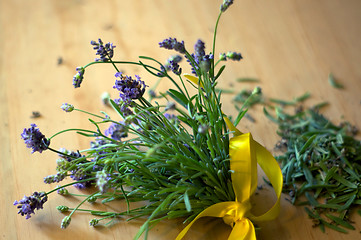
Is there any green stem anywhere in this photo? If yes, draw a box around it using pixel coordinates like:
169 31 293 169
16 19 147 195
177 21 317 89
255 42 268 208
48 128 98 140
67 191 100 219
46 177 97 195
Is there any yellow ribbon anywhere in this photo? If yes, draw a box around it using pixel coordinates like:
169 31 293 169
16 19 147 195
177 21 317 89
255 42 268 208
175 75 283 240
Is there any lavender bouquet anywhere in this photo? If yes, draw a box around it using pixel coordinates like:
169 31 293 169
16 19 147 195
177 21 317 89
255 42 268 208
14 1 282 239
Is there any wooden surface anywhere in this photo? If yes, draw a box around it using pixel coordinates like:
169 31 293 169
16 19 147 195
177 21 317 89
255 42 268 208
1 0 361 239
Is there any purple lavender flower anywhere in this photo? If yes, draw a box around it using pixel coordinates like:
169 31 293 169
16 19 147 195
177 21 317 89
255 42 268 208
226 51 243 61
21 124 50 153
169 60 182 75
70 168 93 189
90 38 116 62
220 0 234 12
159 38 185 54
44 173 66 184
113 72 147 107
104 121 128 141
73 67 85 88
60 103 74 112
194 39 206 59
163 55 183 75
14 192 48 219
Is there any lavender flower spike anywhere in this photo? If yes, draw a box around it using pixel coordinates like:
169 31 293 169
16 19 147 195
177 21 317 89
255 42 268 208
159 38 186 54
61 103 74 112
220 0 234 12
21 124 50 153
73 66 85 88
90 38 116 62
104 121 128 141
113 73 147 104
14 192 48 219
226 51 243 61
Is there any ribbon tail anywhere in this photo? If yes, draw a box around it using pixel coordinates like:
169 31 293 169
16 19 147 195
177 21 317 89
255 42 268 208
228 218 256 240
249 142 283 222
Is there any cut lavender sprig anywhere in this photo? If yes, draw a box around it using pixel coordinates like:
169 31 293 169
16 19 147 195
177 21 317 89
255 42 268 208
73 67 85 88
21 124 50 153
14 192 48 219
159 38 186 54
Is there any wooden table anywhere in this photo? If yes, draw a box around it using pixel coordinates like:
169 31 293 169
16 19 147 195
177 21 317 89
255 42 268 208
1 0 360 239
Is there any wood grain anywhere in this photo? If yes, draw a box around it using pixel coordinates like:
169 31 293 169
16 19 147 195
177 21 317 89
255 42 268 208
1 0 360 239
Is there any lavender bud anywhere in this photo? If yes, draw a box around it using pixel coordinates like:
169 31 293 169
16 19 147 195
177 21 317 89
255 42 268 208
61 216 71 229
89 218 99 227
56 205 69 213
60 103 74 112
220 0 234 12
226 51 243 61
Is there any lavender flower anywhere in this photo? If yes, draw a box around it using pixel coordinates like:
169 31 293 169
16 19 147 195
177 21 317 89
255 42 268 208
158 55 183 76
21 124 50 153
61 216 71 229
89 218 99 227
44 173 66 184
219 53 227 61
226 51 243 61
159 38 185 54
70 168 93 189
61 103 74 112
104 121 128 141
56 205 69 212
194 39 206 59
185 39 214 76
14 192 48 219
220 0 234 12
113 72 147 106
57 186 69 195
73 67 85 88
90 38 116 62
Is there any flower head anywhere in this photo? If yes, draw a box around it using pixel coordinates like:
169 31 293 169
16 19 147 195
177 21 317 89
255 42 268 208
113 72 147 105
14 192 48 219
220 0 234 12
159 38 186 54
104 121 128 141
90 38 116 62
186 39 214 76
226 51 243 61
61 103 74 112
61 216 71 229
89 218 99 227
73 67 85 88
21 124 50 153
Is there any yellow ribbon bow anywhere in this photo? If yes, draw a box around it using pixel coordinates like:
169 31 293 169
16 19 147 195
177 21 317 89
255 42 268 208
176 75 283 240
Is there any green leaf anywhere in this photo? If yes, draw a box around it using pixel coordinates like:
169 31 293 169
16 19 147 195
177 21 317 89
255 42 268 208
214 65 226 81
328 73 344 89
299 135 317 155
184 191 192 212
325 214 355 230
236 77 259 83
167 89 188 109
